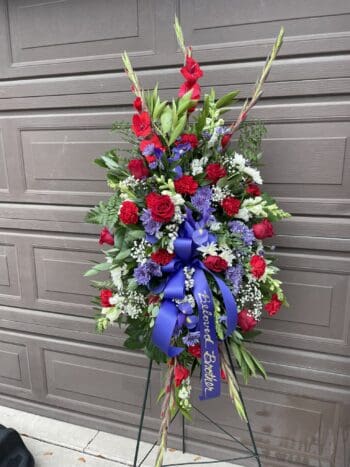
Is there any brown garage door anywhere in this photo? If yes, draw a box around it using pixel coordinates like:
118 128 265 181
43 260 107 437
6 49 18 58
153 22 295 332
0 1 349 466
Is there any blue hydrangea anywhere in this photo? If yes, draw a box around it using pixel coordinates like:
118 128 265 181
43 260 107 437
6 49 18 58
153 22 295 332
134 260 162 286
225 264 243 295
191 186 212 212
140 209 161 236
228 220 255 246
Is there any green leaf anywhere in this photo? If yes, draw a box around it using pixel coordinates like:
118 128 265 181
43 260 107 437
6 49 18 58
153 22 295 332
84 262 111 277
115 249 131 262
216 90 239 109
160 106 173 134
153 100 168 120
241 348 256 376
168 114 187 145
231 343 242 366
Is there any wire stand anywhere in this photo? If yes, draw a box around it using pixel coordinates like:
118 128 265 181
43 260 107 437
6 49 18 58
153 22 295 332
133 340 261 467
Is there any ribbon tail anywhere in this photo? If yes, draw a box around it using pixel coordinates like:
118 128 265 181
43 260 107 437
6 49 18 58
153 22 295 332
193 268 221 400
152 300 183 357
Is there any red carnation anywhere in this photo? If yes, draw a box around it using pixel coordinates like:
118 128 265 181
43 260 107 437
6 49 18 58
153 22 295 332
174 175 198 195
139 133 163 154
127 159 150 180
174 364 190 387
238 309 257 332
100 289 113 308
99 227 114 246
250 255 266 279
151 249 175 266
145 155 157 165
181 56 203 82
253 219 274 240
246 183 261 197
205 163 227 184
222 197 240 216
265 294 283 316
119 200 139 225
203 255 228 273
178 81 201 100
133 97 143 113
150 195 175 223
131 112 152 137
176 133 198 149
188 344 201 359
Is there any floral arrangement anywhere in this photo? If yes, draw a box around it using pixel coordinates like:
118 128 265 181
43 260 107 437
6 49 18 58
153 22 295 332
85 19 289 465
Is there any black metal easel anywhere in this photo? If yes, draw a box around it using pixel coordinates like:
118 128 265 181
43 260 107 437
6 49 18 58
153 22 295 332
133 340 262 467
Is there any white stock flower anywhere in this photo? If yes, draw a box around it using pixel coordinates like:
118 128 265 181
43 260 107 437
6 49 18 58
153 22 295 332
197 242 218 256
243 166 263 185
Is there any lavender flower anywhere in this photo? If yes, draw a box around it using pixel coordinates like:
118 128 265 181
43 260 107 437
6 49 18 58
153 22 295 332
228 220 255 246
169 142 192 162
140 209 161 236
226 264 243 295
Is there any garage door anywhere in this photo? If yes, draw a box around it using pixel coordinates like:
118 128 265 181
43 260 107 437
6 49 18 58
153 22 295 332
0 1 349 466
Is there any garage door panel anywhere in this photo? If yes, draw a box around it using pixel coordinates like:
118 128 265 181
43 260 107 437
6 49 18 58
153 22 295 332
0 338 32 393
0 242 21 302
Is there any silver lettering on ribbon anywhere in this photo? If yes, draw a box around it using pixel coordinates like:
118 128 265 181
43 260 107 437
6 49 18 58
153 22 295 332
198 291 218 397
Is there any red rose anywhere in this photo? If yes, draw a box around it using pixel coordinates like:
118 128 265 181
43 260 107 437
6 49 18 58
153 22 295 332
151 248 175 265
100 289 113 308
176 133 198 149
205 163 227 184
180 56 203 82
188 344 201 359
203 255 228 273
246 183 261 197
221 133 232 149
250 255 266 279
99 227 114 246
222 197 241 216
253 219 274 240
178 81 201 100
265 294 283 316
174 175 198 195
133 97 143 113
238 309 257 332
145 192 160 209
131 112 152 137
119 201 139 225
139 133 163 154
127 159 150 180
174 364 190 387
150 195 175 223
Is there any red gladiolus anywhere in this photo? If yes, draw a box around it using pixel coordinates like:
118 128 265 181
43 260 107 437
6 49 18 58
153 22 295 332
178 81 201 100
188 344 201 359
221 133 232 149
127 159 150 180
100 289 113 307
220 369 227 380
151 249 175 265
250 255 266 279
119 201 139 225
174 175 198 195
203 255 228 273
131 112 152 137
265 294 283 316
99 227 114 246
133 96 143 113
238 309 257 332
174 364 190 387
180 56 203 82
253 219 274 240
221 197 241 216
139 133 163 154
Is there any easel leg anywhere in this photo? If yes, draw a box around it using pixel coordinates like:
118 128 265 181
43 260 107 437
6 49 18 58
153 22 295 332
133 358 153 467
182 415 186 454
224 339 262 467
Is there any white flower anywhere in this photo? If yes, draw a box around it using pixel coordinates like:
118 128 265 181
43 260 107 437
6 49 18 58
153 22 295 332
235 207 250 222
232 152 247 169
191 157 208 176
219 247 235 266
161 191 185 206
178 387 189 399
209 221 222 232
197 242 218 256
240 196 267 217
212 185 229 203
111 265 127 290
243 166 263 185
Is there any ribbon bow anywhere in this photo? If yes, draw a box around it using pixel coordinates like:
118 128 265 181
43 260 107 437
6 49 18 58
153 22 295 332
151 218 238 400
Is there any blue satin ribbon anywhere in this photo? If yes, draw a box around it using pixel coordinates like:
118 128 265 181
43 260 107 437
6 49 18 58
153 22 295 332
151 219 238 400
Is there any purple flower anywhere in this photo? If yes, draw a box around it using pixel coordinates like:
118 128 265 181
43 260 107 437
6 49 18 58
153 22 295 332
225 264 243 295
228 221 255 246
191 186 212 212
134 260 162 285
169 142 192 162
141 209 161 236
182 331 200 346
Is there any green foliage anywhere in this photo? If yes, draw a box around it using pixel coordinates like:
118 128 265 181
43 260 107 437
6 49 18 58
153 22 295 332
124 318 168 363
85 194 120 228
237 120 267 165
230 333 267 384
